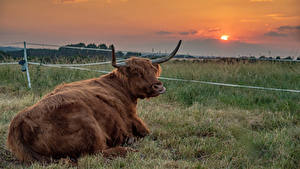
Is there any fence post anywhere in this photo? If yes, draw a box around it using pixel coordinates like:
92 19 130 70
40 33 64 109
23 41 31 89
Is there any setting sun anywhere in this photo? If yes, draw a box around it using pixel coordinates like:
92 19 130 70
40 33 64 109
220 35 229 41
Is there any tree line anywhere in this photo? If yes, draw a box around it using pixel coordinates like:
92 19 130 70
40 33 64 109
0 43 141 63
0 42 299 63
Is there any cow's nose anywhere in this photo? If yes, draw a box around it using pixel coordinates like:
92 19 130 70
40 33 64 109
152 82 166 94
152 82 163 90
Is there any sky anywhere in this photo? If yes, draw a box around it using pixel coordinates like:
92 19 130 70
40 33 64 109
0 0 300 57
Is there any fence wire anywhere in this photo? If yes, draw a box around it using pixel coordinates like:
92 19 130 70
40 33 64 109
1 41 300 93
20 62 300 93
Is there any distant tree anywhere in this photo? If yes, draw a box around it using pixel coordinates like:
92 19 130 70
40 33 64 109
185 55 195 59
67 43 86 48
284 56 293 60
0 50 5 60
259 56 266 59
125 52 141 57
276 56 281 60
86 43 97 48
0 50 9 58
116 51 124 57
98 44 108 49
268 57 273 60
297 57 300 60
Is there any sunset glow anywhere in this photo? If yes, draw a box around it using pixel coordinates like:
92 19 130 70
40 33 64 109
0 0 299 56
220 35 229 41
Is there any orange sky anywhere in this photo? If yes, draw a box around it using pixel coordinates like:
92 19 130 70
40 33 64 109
0 0 299 56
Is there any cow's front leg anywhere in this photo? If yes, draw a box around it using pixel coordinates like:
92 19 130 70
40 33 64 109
131 116 150 137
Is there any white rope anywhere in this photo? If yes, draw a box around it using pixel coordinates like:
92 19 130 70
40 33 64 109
26 42 164 55
158 77 300 93
27 42 112 52
25 62 300 93
22 42 300 62
2 41 300 62
3 41 300 63
0 60 125 67
1 61 299 93
0 62 18 65
255 58 300 62
28 62 111 74
0 42 24 46
0 41 299 92
28 59 125 67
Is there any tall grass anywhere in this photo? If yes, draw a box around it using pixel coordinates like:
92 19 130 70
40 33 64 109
160 61 300 117
0 61 299 168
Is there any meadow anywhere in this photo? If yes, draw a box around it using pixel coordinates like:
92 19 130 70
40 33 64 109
0 60 299 169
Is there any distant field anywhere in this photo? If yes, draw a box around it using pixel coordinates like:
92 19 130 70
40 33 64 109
0 61 299 168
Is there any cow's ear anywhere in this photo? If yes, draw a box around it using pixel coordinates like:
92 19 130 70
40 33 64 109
153 63 160 70
152 62 158 66
154 64 161 76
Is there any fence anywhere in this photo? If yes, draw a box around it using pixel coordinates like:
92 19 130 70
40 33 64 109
0 41 300 93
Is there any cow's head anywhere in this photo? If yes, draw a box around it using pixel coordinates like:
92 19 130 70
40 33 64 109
111 40 182 99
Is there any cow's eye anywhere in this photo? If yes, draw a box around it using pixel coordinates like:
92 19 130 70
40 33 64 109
139 72 144 78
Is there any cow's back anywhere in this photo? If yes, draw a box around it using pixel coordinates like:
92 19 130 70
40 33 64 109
7 76 136 161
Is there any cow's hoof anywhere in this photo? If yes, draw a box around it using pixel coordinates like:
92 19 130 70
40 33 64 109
139 129 150 137
126 137 136 145
135 127 150 137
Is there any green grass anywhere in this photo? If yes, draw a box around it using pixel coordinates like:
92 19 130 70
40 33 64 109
0 61 299 168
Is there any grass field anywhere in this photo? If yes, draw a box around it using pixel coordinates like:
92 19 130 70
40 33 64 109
0 60 299 168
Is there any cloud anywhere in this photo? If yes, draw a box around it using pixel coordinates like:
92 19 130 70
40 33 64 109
156 30 198 36
278 25 300 31
182 38 272 57
264 25 300 39
179 30 198 35
156 31 173 35
53 0 88 4
208 28 221 32
264 31 287 37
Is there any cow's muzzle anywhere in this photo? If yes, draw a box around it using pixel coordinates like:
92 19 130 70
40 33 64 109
152 82 166 95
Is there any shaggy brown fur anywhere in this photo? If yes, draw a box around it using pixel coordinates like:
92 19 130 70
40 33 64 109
7 57 164 164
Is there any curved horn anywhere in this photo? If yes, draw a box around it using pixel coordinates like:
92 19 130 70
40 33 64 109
152 40 182 64
111 44 126 68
